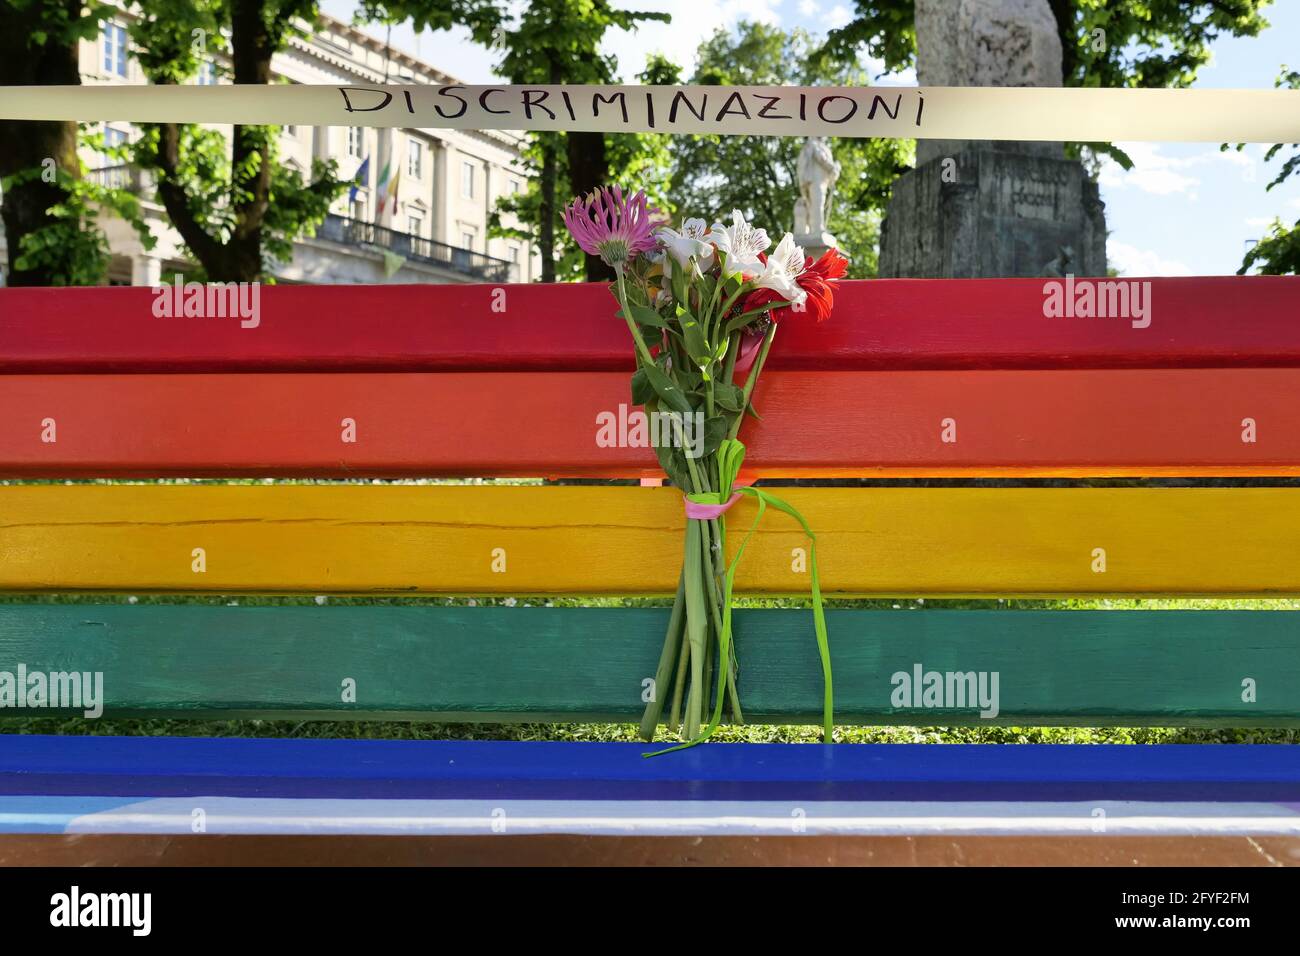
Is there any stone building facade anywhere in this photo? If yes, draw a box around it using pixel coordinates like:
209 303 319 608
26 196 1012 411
0 6 538 286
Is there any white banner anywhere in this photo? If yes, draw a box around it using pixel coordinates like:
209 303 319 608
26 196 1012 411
1 84 1297 142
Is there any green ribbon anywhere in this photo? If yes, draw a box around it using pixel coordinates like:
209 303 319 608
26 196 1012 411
645 438 833 756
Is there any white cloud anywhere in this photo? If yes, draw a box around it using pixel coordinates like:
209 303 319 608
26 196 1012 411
824 4 853 29
1098 141 1264 199
798 0 816 15
1245 216 1275 227
1107 240 1194 277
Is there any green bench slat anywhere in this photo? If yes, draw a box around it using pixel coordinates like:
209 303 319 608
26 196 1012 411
0 605 1294 726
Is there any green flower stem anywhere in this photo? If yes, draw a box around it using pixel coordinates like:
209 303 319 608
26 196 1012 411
672 416 708 496
721 331 740 388
708 513 742 723
727 645 744 723
700 518 735 727
638 569 686 742
669 619 690 732
728 301 793 328
719 281 746 318
728 321 778 441
613 264 658 371
681 519 708 740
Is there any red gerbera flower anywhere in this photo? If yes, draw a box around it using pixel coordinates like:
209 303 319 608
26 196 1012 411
796 248 849 323
739 247 849 323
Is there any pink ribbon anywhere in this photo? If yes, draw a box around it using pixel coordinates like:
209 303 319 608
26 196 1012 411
683 492 743 520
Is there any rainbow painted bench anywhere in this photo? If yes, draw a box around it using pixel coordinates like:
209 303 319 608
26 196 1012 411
2 277 1300 845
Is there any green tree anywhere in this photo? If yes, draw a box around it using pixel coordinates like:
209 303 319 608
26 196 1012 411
126 0 346 281
489 53 681 282
823 0 1271 86
1235 67 1299 275
671 22 910 277
362 0 669 281
821 0 1273 168
0 0 145 285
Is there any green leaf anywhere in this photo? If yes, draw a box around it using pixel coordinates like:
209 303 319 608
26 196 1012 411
713 383 746 412
619 304 670 329
679 314 712 367
630 367 654 406
652 441 694 490
701 415 730 457
725 311 763 336
641 362 694 415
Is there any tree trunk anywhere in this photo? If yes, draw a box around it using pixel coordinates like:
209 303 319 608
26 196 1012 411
1047 0 1077 84
566 130 614 282
227 0 274 277
538 134 558 283
148 0 278 282
0 0 85 286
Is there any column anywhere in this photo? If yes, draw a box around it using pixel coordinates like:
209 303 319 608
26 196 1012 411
131 254 162 287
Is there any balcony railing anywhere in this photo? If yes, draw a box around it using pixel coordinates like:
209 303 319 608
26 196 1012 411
86 164 152 194
77 177 518 283
316 214 517 282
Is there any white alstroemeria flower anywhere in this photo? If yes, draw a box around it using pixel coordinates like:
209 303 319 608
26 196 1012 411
752 233 808 308
709 209 770 279
656 217 715 270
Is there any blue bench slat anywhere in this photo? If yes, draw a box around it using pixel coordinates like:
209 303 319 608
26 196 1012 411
2 736 1299 802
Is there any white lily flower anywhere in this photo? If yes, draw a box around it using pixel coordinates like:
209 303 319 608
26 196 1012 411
752 233 808 308
656 217 715 270
709 209 769 279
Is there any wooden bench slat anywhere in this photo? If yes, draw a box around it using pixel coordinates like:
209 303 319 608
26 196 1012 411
5 368 1300 478
4 485 1300 595
6 735 1298 835
4 735 1299 802
3 276 1298 372
0 605 1295 725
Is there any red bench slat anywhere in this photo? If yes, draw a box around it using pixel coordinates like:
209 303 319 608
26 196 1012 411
3 368 1297 478
2 276 1298 373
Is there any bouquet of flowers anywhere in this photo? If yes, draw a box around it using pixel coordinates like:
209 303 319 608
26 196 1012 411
564 185 849 754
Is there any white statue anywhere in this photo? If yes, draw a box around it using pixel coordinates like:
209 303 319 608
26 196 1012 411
795 136 839 237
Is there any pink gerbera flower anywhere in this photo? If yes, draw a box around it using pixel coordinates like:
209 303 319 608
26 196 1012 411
562 185 662 268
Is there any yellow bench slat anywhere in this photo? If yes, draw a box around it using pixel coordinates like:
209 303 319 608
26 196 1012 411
1 485 1296 597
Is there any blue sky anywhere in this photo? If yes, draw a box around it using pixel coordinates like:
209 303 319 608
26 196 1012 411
325 0 1300 276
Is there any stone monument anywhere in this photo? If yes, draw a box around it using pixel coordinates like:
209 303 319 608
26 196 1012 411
877 0 1107 278
793 136 840 259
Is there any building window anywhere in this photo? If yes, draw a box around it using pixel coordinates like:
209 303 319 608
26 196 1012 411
461 162 474 199
284 125 297 138
348 127 364 159
408 140 423 179
508 245 520 263
98 126 128 168
408 215 423 237
351 198 367 222
509 179 520 194
103 22 128 78
197 60 217 85
462 231 475 250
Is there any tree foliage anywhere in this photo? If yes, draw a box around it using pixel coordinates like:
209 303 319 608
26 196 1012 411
363 0 669 281
1235 67 1300 275
0 0 128 285
671 22 911 277
821 1 1273 171
821 0 1272 88
127 0 346 281
4 126 155 285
